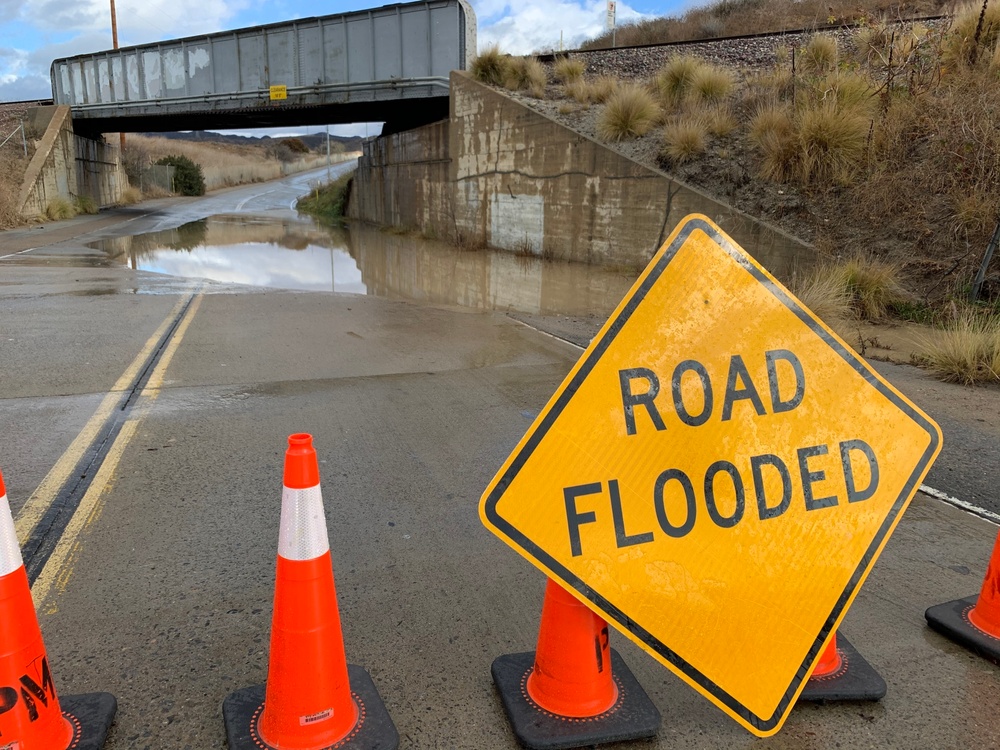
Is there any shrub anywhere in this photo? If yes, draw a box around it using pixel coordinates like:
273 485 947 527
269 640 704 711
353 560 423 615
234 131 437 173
471 45 510 86
597 84 658 141
282 137 310 154
799 34 839 75
554 57 585 83
661 118 709 164
917 312 1000 384
155 154 206 196
796 103 869 185
296 171 354 223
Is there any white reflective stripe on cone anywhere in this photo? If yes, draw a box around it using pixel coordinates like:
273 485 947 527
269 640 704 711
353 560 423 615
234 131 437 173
0 494 23 577
278 484 331 561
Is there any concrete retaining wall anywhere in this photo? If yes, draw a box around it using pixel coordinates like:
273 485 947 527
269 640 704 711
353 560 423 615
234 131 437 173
350 71 813 280
19 105 126 219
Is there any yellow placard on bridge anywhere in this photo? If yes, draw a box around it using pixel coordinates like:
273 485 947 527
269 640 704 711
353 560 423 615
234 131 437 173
269 85 287 100
480 214 941 736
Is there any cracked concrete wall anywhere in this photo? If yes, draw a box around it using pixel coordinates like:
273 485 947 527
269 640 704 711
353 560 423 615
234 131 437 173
350 71 812 278
19 105 126 219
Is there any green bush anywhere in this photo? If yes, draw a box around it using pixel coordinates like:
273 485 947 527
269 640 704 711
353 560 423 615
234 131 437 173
154 154 206 196
296 172 354 223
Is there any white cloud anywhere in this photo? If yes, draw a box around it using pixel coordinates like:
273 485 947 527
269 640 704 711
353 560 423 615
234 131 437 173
477 0 645 54
21 0 244 42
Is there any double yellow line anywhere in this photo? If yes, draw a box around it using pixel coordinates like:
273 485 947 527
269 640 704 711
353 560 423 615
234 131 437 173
21 290 204 612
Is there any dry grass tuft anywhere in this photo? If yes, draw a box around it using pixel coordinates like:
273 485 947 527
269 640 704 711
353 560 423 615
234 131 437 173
797 103 870 185
565 80 593 103
702 105 738 136
687 65 735 104
505 56 547 93
471 45 510 86
793 265 854 323
943 0 1000 67
655 56 704 107
800 34 839 75
597 84 658 141
590 75 620 103
820 71 877 115
661 118 709 164
45 197 77 221
74 195 98 215
839 255 908 320
119 186 143 205
917 312 1000 384
554 57 586 83
749 103 797 181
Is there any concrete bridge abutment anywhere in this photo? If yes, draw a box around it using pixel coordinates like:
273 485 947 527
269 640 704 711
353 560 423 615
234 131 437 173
18 106 126 220
349 71 814 282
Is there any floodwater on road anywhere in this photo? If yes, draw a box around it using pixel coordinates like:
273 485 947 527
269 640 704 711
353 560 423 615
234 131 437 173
89 214 639 317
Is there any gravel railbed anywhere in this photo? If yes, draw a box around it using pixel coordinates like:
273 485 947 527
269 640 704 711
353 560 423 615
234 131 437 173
568 18 950 79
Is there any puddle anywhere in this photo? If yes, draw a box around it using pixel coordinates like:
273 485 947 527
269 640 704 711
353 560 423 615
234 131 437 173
89 215 639 317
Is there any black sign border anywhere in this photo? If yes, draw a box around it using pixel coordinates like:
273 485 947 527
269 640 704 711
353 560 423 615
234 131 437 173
482 216 941 733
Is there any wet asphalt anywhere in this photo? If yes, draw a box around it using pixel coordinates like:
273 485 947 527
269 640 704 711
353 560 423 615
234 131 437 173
0 169 999 749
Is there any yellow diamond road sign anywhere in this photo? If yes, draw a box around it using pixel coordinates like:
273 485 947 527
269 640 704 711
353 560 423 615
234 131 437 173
480 214 941 737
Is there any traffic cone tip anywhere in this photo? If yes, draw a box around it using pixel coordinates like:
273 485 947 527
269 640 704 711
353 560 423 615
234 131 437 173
283 433 320 489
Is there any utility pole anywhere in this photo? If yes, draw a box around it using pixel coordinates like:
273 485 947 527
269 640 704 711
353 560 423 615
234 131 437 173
110 0 126 152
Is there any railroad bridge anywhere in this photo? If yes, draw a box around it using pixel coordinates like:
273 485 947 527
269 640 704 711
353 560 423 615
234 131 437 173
50 0 475 137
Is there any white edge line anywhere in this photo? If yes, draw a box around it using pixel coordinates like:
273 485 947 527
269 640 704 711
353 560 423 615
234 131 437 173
920 484 1000 526
0 247 36 260
510 316 999 527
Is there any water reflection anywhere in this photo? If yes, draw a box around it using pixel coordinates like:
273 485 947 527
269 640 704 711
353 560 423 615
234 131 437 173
94 216 365 294
93 216 638 317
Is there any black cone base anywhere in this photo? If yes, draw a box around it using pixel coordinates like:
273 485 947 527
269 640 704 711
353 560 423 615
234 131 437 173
61 691 118 750
926 595 1000 663
798 634 886 703
222 664 398 750
490 650 661 750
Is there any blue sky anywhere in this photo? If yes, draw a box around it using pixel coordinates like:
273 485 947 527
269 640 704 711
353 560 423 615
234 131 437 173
0 0 685 135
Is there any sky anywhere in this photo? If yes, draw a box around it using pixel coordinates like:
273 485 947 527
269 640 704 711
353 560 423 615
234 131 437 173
0 0 682 136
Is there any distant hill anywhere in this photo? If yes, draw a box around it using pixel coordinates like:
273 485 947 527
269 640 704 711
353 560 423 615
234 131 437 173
145 130 365 153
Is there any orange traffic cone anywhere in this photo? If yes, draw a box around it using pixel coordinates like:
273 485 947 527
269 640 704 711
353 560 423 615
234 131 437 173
491 578 660 749
926 528 1000 662
0 468 117 750
798 629 886 703
222 434 398 750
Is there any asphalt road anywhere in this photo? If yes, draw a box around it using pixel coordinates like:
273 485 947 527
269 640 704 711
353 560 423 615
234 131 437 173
1 173 999 749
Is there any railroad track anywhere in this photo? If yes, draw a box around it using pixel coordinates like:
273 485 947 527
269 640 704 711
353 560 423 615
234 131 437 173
537 14 951 77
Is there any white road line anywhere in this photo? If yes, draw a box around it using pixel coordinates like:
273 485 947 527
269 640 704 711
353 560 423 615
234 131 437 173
510 315 998 527
236 189 277 212
920 484 1000 525
0 247 37 260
